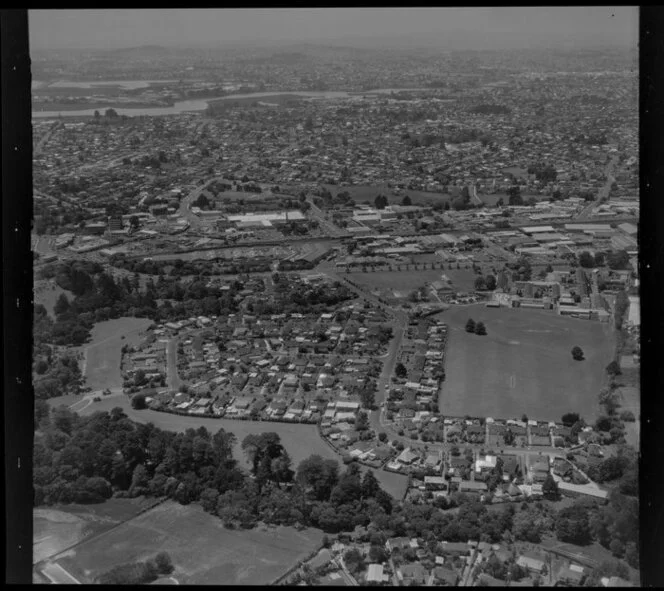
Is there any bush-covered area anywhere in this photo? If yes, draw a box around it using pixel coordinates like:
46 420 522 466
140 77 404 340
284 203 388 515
96 551 174 585
35 260 245 347
33 406 390 534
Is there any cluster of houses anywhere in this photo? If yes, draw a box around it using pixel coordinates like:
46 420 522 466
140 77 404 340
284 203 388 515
129 295 394 426
387 317 448 425
316 532 609 587
121 343 167 390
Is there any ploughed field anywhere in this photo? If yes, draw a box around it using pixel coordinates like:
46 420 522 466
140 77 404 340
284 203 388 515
438 306 614 422
53 500 324 585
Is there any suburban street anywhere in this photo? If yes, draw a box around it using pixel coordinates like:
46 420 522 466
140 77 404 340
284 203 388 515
576 155 618 220
166 339 181 393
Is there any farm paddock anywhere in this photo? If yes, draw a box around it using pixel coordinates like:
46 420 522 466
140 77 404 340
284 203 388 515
53 501 324 585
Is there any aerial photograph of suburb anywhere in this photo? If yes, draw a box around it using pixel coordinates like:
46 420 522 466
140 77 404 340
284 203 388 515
30 7 640 587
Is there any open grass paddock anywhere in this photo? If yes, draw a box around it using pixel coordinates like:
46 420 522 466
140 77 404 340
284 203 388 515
438 306 614 422
55 501 324 585
77 317 152 391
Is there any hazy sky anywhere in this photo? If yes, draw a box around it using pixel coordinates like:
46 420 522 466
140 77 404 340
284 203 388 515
29 7 638 51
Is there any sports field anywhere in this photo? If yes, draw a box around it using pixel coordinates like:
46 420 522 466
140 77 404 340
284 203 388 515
322 184 452 207
55 501 324 585
438 306 614 422
78 317 152 391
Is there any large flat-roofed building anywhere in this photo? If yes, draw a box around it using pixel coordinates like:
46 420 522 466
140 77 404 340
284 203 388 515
521 225 556 234
617 222 638 236
564 223 612 232
611 234 638 251
226 211 305 226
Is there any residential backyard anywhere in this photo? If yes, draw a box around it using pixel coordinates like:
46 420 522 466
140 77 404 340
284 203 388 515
438 306 614 422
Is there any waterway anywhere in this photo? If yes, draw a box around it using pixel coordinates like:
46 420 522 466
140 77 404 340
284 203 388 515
32 87 437 119
35 79 178 90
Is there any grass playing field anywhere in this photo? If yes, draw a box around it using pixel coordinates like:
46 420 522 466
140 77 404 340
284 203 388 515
322 183 452 207
77 317 152 391
438 306 614 423
55 501 324 585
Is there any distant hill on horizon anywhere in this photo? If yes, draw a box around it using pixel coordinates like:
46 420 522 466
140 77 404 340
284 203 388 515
31 29 638 55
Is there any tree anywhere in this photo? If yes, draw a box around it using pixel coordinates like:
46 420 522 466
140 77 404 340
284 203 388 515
374 194 388 210
53 293 71 316
606 361 622 377
555 504 592 545
561 413 581 427
369 544 388 563
609 539 625 558
507 185 523 206
578 251 595 268
131 393 147 410
542 474 559 500
378 432 388 443
360 387 376 410
607 250 630 270
474 277 486 291
355 411 369 432
474 322 487 336
130 464 150 496
594 252 606 267
512 508 543 543
571 346 584 361
154 552 174 574
465 318 476 333
361 470 380 499
296 455 340 501
484 275 497 291
395 363 408 379
401 195 412 206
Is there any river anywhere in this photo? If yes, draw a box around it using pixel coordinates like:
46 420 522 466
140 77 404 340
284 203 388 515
32 87 437 119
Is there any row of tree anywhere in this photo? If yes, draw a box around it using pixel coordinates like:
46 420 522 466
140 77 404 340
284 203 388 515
465 318 487 335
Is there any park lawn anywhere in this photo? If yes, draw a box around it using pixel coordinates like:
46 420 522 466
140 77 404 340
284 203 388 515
56 501 324 585
78 317 152 391
438 306 614 423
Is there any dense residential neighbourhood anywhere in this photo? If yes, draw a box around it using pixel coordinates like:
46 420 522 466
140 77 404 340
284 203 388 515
29 8 642 587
